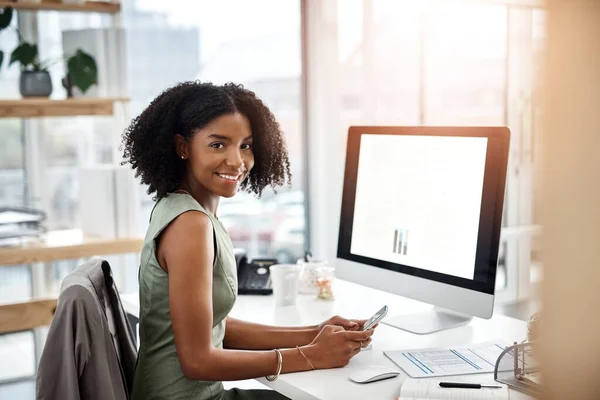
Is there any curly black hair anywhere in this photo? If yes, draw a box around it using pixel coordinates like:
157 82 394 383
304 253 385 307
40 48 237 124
121 81 291 200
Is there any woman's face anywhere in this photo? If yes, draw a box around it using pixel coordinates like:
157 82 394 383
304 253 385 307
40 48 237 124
179 112 254 198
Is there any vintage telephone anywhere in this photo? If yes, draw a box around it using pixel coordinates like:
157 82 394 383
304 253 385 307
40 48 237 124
234 248 276 295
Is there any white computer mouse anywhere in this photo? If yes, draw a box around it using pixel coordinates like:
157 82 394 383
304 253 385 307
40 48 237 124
349 366 400 384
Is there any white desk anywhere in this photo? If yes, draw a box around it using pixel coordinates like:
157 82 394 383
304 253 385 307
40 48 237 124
121 280 531 400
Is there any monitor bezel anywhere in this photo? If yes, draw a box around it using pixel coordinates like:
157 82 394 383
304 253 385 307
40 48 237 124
337 126 510 295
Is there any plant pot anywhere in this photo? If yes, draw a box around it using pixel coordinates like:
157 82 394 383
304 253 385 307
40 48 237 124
20 70 53 98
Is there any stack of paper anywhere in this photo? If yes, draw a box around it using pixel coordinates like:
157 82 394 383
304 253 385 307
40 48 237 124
399 379 509 400
384 341 507 378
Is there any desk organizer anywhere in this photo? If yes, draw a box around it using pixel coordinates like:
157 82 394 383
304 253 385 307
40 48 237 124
494 341 541 397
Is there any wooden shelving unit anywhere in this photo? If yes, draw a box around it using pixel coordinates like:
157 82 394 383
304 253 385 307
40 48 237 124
0 2 129 338
0 299 57 334
0 229 143 266
0 229 142 333
0 97 129 118
0 1 120 14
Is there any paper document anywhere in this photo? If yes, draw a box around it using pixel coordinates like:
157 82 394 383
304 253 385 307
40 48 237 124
384 341 507 378
399 378 509 400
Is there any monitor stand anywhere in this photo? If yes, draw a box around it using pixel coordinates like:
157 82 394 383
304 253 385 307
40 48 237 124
382 307 473 335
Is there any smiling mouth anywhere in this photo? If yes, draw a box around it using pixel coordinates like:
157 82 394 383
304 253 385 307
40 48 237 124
216 173 242 183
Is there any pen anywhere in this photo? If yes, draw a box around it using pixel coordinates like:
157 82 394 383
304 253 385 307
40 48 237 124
439 382 503 389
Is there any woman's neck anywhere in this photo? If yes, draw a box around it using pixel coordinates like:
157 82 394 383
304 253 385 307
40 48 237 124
177 180 220 217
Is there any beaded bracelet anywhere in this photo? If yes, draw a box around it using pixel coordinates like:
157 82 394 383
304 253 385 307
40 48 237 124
266 348 283 381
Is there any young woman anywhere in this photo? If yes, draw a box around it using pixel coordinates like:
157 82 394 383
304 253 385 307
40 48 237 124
122 81 376 400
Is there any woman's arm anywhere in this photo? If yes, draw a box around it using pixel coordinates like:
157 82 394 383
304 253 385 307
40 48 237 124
224 316 371 350
224 317 318 350
159 211 316 381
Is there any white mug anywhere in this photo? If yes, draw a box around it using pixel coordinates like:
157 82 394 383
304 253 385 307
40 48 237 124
269 264 301 306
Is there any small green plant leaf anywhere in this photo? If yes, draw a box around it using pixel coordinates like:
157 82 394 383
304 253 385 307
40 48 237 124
10 42 38 69
67 49 97 94
0 7 13 31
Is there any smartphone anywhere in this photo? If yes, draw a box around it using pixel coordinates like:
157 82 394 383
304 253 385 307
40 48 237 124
362 305 388 331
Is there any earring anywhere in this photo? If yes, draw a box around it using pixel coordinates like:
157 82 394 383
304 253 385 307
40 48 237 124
181 155 185 160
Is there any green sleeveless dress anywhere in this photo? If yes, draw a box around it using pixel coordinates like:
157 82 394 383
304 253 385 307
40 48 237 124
132 193 238 400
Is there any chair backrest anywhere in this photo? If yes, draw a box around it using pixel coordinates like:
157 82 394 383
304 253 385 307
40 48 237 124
36 259 137 400
100 260 138 395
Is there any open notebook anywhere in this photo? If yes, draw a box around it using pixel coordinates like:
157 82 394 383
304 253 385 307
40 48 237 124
399 379 509 400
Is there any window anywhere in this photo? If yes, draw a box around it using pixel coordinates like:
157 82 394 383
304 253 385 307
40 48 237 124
306 0 545 303
0 11 35 383
0 2 303 383
423 3 507 126
125 0 304 265
338 0 422 125
0 11 25 209
5 1 304 291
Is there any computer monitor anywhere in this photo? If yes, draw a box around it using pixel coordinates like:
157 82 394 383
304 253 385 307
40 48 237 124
336 126 510 334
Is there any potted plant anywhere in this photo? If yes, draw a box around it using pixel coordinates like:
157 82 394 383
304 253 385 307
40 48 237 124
1 6 98 98
0 6 13 70
0 7 50 97
62 49 98 97
12 41 55 97
1 6 53 97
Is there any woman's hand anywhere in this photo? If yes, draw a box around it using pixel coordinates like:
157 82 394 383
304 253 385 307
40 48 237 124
316 315 369 332
302 325 374 369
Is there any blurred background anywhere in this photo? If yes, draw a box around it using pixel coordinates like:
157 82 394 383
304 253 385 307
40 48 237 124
0 0 547 393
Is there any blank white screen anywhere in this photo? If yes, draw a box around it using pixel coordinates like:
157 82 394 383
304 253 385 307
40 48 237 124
350 134 488 280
